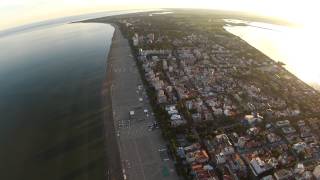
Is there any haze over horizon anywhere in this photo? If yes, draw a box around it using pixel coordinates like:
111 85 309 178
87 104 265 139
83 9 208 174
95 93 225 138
1 0 319 31
1 3 320 180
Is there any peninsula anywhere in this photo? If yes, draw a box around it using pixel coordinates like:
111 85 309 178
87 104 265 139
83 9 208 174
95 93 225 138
86 9 320 180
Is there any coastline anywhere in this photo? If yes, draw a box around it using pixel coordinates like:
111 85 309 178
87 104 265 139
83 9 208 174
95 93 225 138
224 24 320 92
100 23 179 180
101 24 123 180
101 13 320 180
85 11 320 180
2 9 319 180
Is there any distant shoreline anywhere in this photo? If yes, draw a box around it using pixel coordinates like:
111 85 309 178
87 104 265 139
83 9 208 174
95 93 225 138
0 9 160 38
101 24 124 180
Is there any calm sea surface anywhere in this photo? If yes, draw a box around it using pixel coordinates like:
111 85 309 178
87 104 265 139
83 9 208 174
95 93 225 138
224 20 320 90
0 23 114 180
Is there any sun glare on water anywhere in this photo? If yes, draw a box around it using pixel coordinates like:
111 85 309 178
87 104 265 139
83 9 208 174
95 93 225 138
280 27 320 85
1 0 320 87
225 22 320 88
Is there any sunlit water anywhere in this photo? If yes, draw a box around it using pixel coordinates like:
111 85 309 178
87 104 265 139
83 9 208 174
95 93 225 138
149 11 173 16
224 20 320 90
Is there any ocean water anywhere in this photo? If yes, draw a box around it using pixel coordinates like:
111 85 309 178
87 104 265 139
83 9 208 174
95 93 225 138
0 23 114 180
0 9 158 37
224 20 320 90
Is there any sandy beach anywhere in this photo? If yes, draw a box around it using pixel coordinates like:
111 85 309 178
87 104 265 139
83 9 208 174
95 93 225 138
101 25 124 180
101 23 178 180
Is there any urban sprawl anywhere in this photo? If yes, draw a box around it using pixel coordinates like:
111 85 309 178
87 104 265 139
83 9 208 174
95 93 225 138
113 13 320 180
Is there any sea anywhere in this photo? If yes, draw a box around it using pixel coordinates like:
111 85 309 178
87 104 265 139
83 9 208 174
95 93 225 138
0 16 115 180
0 9 319 180
224 19 320 91
0 9 158 180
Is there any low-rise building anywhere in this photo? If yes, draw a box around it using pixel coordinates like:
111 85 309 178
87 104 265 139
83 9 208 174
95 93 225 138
313 165 320 179
276 120 290 127
274 169 293 180
249 157 273 176
282 126 296 134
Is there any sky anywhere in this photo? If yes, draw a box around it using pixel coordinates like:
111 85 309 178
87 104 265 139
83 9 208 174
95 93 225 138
1 0 319 31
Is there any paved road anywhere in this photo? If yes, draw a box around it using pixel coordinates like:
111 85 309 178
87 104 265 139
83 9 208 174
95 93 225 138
110 25 179 180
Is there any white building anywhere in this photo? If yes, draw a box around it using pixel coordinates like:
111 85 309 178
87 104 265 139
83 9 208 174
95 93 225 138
313 165 320 179
132 33 139 46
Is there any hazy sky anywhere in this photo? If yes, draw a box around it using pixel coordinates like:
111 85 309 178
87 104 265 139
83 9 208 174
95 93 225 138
0 0 318 30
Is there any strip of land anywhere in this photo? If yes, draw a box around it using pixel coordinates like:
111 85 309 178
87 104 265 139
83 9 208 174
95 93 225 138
102 24 179 180
103 11 320 180
94 9 320 180
102 25 123 180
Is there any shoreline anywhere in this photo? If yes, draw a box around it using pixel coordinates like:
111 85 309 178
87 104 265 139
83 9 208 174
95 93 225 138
100 22 179 180
101 24 123 180
224 25 320 92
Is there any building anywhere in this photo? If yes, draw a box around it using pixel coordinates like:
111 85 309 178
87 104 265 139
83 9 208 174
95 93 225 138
293 142 307 153
242 113 263 125
261 175 274 180
157 90 167 104
282 126 296 134
249 157 273 176
274 169 293 180
313 165 320 179
132 33 139 46
276 120 290 127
